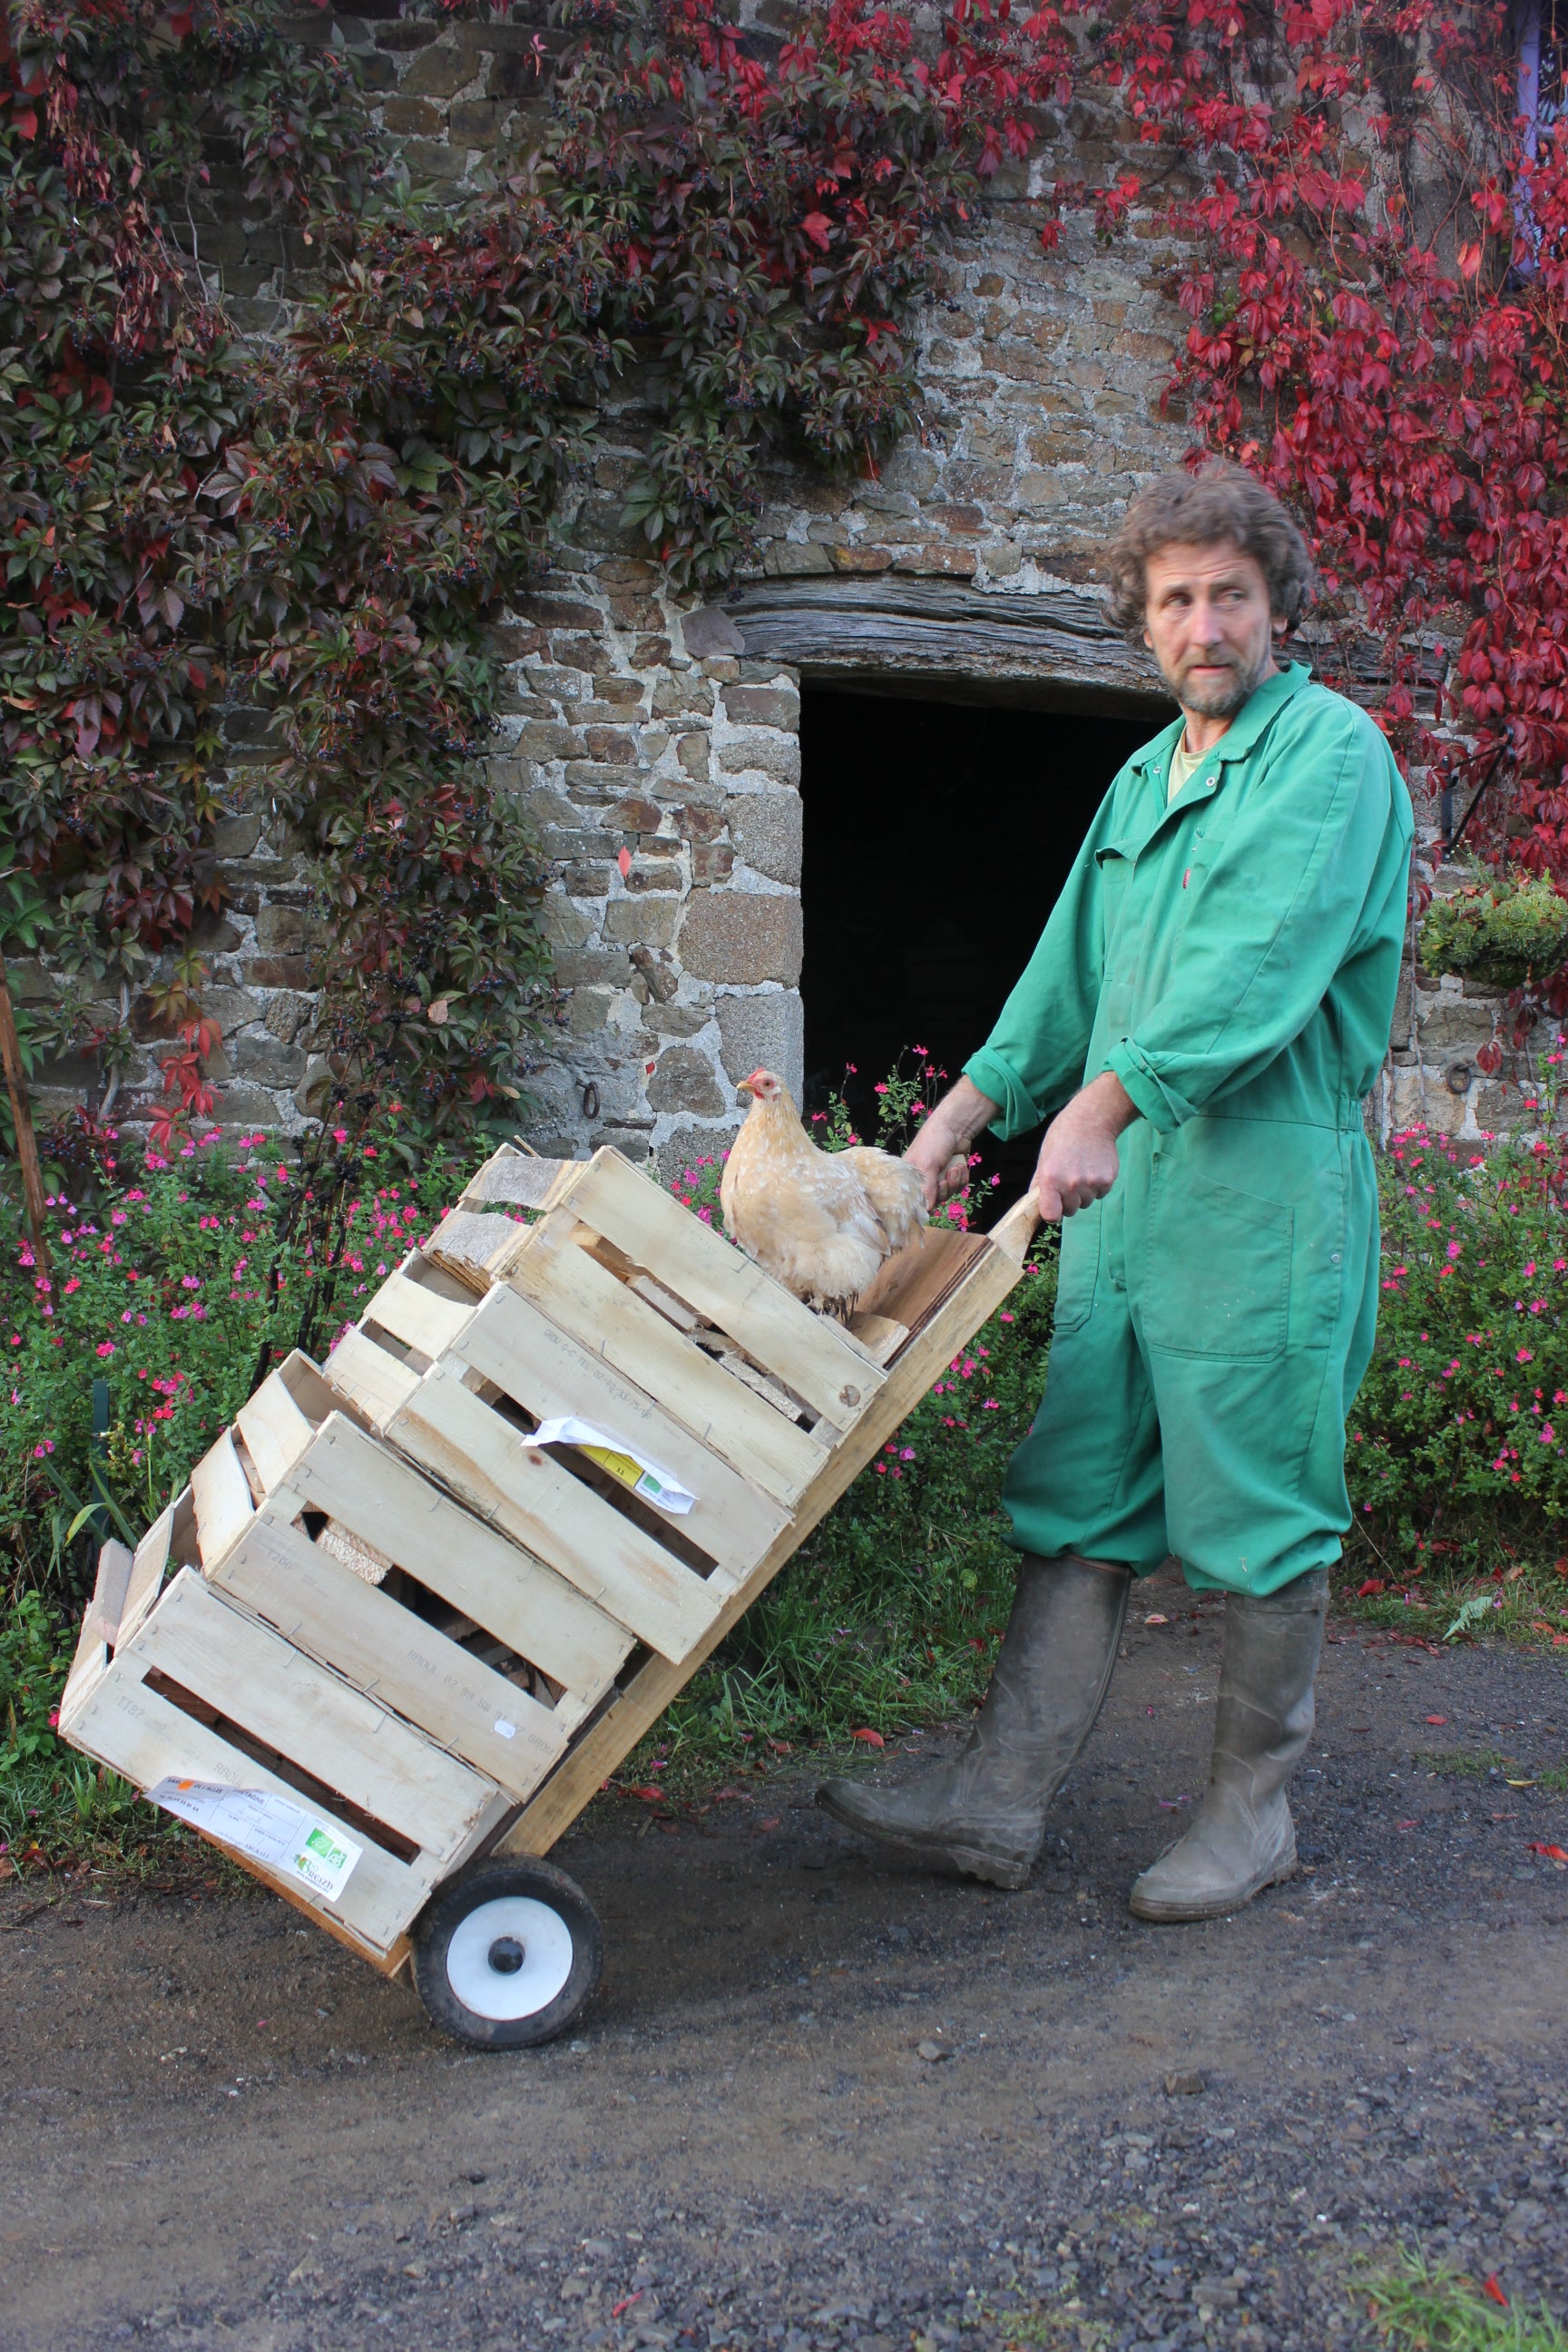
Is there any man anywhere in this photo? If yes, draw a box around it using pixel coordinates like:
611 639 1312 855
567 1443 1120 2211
818 461 1414 1923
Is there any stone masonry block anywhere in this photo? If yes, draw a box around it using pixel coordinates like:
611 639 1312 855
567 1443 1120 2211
716 731 801 789
242 956 315 991
1389 1066 1464 1135
716 991 805 1101
1416 1003 1494 1053
232 1035 309 1084
203 986 264 1034
253 905 319 954
647 1044 728 1117
722 683 801 731
603 896 681 948
681 893 802 986
212 815 262 858
655 1122 741 1186
398 39 482 96
728 791 802 886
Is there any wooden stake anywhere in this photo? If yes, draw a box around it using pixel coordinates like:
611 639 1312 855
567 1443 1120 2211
0 958 51 1286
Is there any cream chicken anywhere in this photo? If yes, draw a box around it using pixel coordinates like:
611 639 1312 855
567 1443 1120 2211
719 1068 926 1318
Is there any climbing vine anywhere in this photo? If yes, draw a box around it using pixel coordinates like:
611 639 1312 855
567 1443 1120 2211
1052 0 1568 1035
0 0 1088 1165
11 0 1568 1161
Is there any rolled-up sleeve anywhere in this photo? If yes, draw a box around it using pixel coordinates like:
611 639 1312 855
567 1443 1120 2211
1102 704 1402 1131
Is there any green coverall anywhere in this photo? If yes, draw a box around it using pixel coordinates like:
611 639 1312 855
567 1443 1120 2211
965 663 1415 1598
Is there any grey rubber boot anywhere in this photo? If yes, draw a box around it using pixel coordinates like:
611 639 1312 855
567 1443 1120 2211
816 1553 1132 1890
1129 1567 1328 1924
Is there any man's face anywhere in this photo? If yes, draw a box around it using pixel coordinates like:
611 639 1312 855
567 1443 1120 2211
1142 539 1281 720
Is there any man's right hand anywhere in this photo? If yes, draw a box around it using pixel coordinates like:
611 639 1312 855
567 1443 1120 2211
904 1076 998 1212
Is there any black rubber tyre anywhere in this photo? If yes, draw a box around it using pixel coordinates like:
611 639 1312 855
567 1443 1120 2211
412 1857 603 2050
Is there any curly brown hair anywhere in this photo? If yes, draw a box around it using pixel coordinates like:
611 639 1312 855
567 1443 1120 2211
1104 460 1316 644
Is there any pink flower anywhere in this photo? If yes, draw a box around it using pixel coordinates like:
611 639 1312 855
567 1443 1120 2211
95 1341 114 1358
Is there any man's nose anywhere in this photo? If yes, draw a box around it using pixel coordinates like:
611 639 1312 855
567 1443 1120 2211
1191 599 1226 645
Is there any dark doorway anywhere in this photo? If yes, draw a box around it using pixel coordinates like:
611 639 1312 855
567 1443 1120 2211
799 686 1157 1220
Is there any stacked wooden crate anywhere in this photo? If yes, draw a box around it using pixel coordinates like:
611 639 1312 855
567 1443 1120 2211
59 1142 1036 1977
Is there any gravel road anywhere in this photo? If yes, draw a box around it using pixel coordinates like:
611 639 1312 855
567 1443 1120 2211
4 1566 1566 2352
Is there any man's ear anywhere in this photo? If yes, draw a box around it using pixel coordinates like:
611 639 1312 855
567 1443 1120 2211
1142 622 1153 650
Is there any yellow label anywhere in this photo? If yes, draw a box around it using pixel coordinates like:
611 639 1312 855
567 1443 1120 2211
580 1444 650 1494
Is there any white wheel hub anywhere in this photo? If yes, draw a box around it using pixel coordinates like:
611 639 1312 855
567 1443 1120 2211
445 1894 574 2022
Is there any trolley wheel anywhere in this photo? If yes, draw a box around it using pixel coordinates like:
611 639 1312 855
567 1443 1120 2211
412 1858 603 2050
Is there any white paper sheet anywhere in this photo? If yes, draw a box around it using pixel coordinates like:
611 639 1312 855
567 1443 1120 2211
145 1779 362 1904
529 1416 696 1515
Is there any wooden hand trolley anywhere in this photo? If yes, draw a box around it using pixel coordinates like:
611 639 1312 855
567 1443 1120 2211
59 1147 1039 2047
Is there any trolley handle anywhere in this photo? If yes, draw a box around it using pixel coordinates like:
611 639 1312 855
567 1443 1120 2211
990 1189 1044 1266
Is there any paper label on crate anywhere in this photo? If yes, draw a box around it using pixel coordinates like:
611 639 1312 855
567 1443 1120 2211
529 1417 695 1515
145 1779 362 1904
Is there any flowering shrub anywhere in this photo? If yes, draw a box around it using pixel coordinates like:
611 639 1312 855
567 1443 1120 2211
1 1123 489 1602
808 1046 1000 1230
1350 1113 1568 1576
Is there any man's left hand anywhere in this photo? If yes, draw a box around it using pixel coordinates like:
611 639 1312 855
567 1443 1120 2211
1032 1072 1140 1220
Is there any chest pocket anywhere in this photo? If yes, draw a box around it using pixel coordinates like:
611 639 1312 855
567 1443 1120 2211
1176 805 1234 903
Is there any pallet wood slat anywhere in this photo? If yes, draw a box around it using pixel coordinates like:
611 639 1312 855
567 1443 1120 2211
235 1362 318 1494
191 1428 254 1568
323 1326 423 1426
211 1509 564 1798
275 1415 632 1713
457 1147 575 1211
450 1283 789 1580
554 1151 886 1426
86 1538 134 1649
363 1263 475 1360
377 1359 719 1661
131 1572 497 1861
59 1570 512 1959
505 1212 828 1505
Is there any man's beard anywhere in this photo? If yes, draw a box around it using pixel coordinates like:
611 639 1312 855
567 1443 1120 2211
1160 642 1272 719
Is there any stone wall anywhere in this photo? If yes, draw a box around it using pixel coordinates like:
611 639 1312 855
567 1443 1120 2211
30 7 1490 1159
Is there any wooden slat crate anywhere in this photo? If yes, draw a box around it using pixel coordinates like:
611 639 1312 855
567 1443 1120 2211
58 1135 1039 2011
58 1561 514 1970
181 1351 632 1801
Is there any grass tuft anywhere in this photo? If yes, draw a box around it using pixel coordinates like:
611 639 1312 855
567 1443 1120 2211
1367 2255 1568 2351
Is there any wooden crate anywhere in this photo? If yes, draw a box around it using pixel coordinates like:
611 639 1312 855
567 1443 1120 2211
179 1350 632 1804
321 1143 1041 1867
58 1558 514 1972
60 1139 1039 1988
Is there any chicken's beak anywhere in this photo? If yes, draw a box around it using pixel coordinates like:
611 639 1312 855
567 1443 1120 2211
735 1080 757 1103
